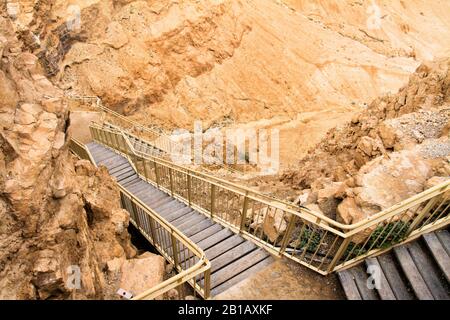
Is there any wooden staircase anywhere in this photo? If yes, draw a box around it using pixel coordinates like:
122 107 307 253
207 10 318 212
338 229 450 300
85 142 274 297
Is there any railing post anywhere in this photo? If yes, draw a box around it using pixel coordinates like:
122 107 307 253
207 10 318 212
169 168 174 196
327 236 352 273
203 269 211 300
154 160 160 187
210 184 216 219
239 193 249 233
171 233 179 269
406 195 441 236
279 214 297 255
142 159 149 182
187 174 192 206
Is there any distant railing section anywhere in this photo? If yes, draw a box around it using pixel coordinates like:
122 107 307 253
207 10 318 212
89 123 450 274
69 137 211 300
67 94 250 175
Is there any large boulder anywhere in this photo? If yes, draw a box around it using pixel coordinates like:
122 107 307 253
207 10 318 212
119 252 166 298
355 151 433 217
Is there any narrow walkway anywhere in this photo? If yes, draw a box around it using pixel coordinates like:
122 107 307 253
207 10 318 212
86 142 274 297
338 229 450 300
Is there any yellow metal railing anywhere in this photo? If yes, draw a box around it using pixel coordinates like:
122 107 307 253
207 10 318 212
67 95 250 174
89 123 450 274
69 138 211 299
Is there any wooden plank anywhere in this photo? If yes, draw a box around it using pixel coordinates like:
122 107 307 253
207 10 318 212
146 195 174 209
115 171 137 183
138 188 166 199
209 242 257 274
183 219 215 238
165 207 194 222
155 200 185 215
133 185 160 197
140 194 171 210
170 212 198 225
207 248 270 289
338 269 362 300
394 246 434 300
117 172 138 183
351 265 379 300
111 167 134 178
126 181 149 193
109 162 131 174
196 228 234 251
407 242 449 300
211 257 274 297
120 176 141 187
365 258 397 300
123 178 145 188
181 228 233 267
423 232 450 283
436 230 450 256
204 235 246 261
158 203 187 218
190 224 224 243
377 254 414 300
176 215 207 231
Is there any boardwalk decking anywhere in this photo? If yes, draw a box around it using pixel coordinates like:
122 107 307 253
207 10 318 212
338 229 450 300
86 142 274 297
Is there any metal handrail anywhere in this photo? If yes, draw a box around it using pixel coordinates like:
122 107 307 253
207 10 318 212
89 123 450 274
67 94 244 175
69 137 211 299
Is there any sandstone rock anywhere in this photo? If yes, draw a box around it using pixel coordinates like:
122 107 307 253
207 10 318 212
262 207 288 243
119 253 165 297
355 151 432 216
316 182 343 219
425 176 449 189
336 197 365 225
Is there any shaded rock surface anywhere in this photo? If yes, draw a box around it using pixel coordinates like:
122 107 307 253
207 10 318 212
0 13 165 300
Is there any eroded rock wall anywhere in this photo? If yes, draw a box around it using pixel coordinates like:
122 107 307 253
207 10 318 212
0 13 137 300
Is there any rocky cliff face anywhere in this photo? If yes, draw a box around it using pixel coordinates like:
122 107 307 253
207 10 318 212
0 13 137 299
282 58 450 224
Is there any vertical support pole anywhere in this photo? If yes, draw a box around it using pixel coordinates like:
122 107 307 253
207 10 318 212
171 233 179 269
154 160 160 187
327 237 352 273
187 174 192 206
279 214 297 255
210 184 216 219
203 269 211 300
407 195 441 235
142 159 149 182
239 193 249 233
149 218 158 245
169 168 174 196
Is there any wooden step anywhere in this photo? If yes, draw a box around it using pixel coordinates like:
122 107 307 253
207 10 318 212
423 232 450 283
207 248 270 289
377 254 414 300
350 265 379 300
435 230 450 256
196 228 234 251
407 242 449 300
365 257 397 300
211 256 274 296
190 225 225 244
338 269 362 300
394 246 434 300
205 235 246 260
